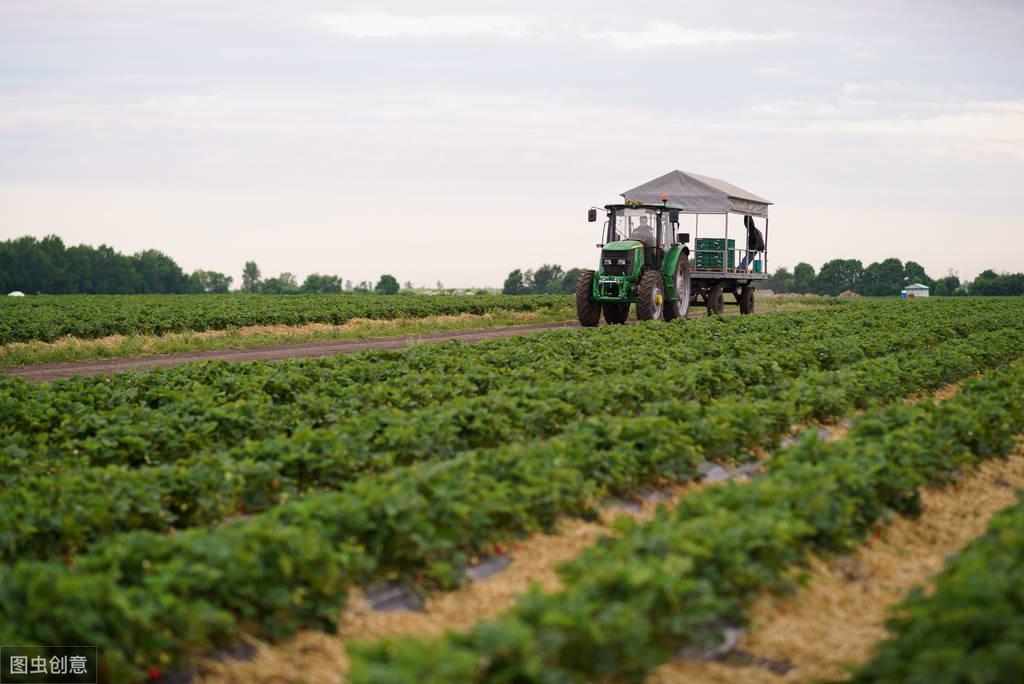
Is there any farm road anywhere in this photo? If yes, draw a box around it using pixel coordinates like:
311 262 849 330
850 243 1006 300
5 311 730 383
3 321 576 382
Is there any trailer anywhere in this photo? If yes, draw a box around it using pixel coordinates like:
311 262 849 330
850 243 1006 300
576 170 772 325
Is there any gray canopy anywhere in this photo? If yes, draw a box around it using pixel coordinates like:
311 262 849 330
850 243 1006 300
622 169 772 218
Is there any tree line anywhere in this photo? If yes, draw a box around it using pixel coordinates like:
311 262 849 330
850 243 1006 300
505 257 1024 297
0 235 403 295
502 264 585 295
763 258 1024 297
239 261 400 295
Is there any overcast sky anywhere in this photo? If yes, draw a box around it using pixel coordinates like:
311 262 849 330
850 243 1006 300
1 0 1022 286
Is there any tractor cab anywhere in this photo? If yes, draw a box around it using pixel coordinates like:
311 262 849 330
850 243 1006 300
600 202 685 278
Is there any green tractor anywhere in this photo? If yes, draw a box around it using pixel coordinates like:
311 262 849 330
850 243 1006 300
576 199 692 326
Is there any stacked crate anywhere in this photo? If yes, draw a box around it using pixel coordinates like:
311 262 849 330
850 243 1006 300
694 238 736 269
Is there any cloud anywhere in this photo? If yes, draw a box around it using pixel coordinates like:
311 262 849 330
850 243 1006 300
314 11 532 39
582 22 796 49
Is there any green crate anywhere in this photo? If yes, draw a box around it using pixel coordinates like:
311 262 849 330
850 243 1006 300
694 238 736 269
695 238 734 251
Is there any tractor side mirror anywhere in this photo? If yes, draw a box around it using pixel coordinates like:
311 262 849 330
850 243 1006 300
677 232 690 244
669 209 680 224
587 209 597 223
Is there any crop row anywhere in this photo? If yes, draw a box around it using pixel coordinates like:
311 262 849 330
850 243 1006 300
3 317 1009 564
0 307 866 470
348 361 1024 683
847 494 1024 683
1 321 1020 681
0 293 574 344
3 300 1016 475
0 302 931 449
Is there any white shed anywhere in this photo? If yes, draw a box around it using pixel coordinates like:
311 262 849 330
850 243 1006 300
901 283 930 299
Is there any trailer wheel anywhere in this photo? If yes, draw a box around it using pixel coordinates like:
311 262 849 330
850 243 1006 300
603 302 630 324
739 284 755 315
576 271 602 327
636 271 665 321
664 258 691 321
706 281 725 316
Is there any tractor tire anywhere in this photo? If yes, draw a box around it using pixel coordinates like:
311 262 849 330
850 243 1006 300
603 302 630 325
664 258 691 321
576 270 602 327
706 281 725 316
738 284 756 315
636 271 666 321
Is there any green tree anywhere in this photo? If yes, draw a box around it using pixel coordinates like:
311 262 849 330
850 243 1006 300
242 261 262 293
301 273 343 294
375 274 400 295
933 273 961 297
502 269 529 295
815 259 863 295
857 258 904 296
532 264 565 294
206 271 233 293
765 266 795 293
561 268 584 293
969 270 1024 296
793 262 816 293
903 260 934 288
93 244 140 294
188 270 233 293
132 249 188 294
262 272 299 294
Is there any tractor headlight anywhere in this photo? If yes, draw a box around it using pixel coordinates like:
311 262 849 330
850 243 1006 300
616 258 626 265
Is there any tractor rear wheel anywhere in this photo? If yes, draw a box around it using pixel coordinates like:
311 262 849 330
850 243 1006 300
576 270 602 327
706 281 725 316
636 271 666 321
664 258 691 321
738 284 756 315
603 302 630 324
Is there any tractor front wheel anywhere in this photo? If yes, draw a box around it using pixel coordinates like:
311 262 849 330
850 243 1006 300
576 270 602 327
636 271 666 321
706 281 725 316
738 284 756 315
603 302 630 324
664 258 691 321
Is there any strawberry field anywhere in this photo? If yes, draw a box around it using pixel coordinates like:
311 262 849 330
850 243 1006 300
1 298 1023 683
0 293 573 344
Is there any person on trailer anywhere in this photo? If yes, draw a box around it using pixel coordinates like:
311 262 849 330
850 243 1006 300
739 214 765 270
629 215 655 245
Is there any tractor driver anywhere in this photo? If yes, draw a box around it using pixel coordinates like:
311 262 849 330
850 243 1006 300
629 215 655 246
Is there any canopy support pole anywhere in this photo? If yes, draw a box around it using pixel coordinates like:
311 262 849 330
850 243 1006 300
724 213 729 273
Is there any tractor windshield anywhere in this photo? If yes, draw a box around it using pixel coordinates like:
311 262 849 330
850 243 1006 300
609 208 663 248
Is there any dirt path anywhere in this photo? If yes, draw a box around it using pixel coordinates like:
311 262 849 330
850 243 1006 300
1 321 580 382
3 310 737 383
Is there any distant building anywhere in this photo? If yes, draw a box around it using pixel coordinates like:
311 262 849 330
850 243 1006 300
901 283 930 299
7 291 25 297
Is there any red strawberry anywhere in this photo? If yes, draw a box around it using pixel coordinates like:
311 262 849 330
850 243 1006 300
148 665 162 680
